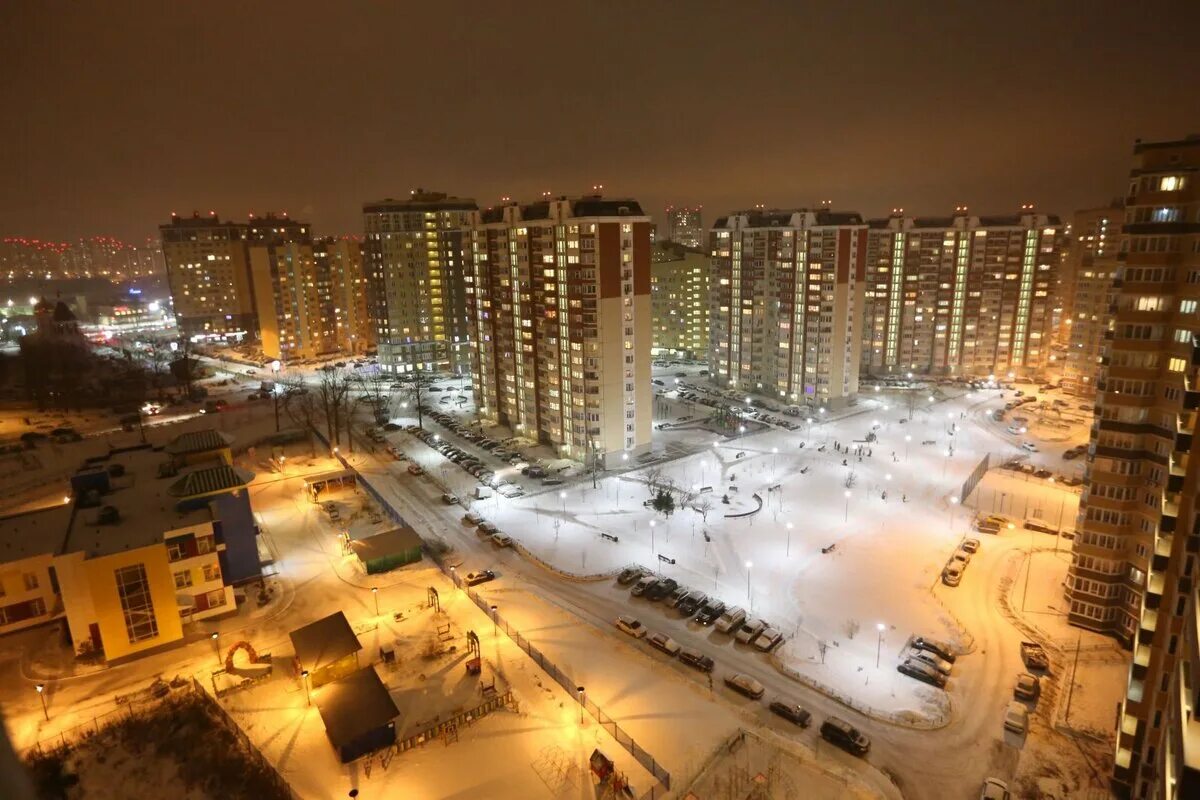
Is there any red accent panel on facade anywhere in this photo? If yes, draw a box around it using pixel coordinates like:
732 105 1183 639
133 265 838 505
836 229 851 283
855 229 868 281
598 223 621 299
633 223 651 295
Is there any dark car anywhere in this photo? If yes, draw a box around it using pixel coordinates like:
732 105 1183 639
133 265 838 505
768 700 812 727
694 599 727 626
677 591 707 616
678 648 714 673
644 577 679 601
911 636 957 663
898 659 947 688
820 717 870 756
464 570 496 587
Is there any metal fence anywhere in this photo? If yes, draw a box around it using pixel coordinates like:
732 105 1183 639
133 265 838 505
323 437 673 799
24 686 169 755
191 677 298 800
395 690 515 753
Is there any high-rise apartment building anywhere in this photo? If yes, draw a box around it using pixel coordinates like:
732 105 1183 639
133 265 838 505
665 205 703 249
860 208 1062 379
465 195 653 466
651 241 709 359
161 212 306 340
1057 135 1199 799
323 238 374 355
1062 206 1125 396
362 191 476 375
708 209 866 407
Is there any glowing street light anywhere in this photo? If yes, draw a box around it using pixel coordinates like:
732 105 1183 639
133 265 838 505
301 670 311 705
745 561 753 605
876 623 886 667
844 490 851 522
786 521 794 557
577 686 586 725
372 586 379 616
211 631 220 666
35 684 48 720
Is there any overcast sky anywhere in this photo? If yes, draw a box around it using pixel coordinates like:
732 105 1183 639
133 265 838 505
2 1 1198 241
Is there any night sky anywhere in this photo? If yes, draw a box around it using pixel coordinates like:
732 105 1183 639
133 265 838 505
2 1 1198 241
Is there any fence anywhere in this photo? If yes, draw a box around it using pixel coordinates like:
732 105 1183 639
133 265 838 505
396 690 515 752
452 572 672 797
24 683 176 755
322 434 673 799
191 677 298 799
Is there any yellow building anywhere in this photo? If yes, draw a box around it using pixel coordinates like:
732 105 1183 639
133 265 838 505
651 241 709 359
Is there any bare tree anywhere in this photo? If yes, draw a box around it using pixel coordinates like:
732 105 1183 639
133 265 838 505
643 466 665 498
355 370 394 426
401 367 436 430
696 496 714 523
315 368 354 450
279 371 320 456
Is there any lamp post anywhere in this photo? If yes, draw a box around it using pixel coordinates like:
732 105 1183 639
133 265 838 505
876 623 886 668
949 496 959 534
905 435 911 461
576 686 585 725
786 522 794 557
35 683 48 721
301 670 311 706
844 490 851 522
745 561 753 608
211 631 220 667
649 520 656 554
372 586 379 616
490 604 498 638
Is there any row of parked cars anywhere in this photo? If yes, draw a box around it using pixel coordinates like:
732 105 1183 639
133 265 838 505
463 510 513 548
940 537 980 587
421 409 578 489
618 566 785 650
612 613 871 757
896 636 959 690
671 383 805 431
402 423 516 493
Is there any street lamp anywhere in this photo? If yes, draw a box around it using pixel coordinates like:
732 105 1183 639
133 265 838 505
745 561 753 606
301 669 311 706
876 623 886 668
786 522 794 557
211 631 220 667
35 683 48 721
844 490 851 522
490 604 498 638
576 686 585 725
649 520 656 553
372 586 379 616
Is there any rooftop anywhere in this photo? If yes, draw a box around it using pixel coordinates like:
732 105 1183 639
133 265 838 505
314 667 399 751
290 611 362 672
363 191 477 214
349 526 422 561
164 429 234 457
0 503 73 563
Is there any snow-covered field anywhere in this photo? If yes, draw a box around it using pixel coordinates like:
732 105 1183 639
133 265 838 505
398 385 1089 724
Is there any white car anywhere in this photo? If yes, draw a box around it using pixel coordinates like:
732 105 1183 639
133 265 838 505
1003 701 1029 735
490 533 513 548
1006 425 1022 435
950 548 972 566
1021 441 1038 453
646 631 681 656
942 563 963 587
754 627 784 652
735 617 767 644
906 647 953 676
715 606 747 634
615 615 647 639
961 537 981 554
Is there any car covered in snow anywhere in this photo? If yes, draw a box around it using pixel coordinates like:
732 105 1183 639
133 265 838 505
477 521 498 535
644 577 679 601
898 658 946 688
1014 672 1040 701
1003 702 1028 735
735 617 768 644
615 615 646 639
617 565 649 585
911 636 956 663
678 647 715 673
490 533 513 548
667 585 691 608
715 606 747 634
754 627 784 652
1020 641 1049 671
723 673 765 699
942 563 964 587
677 591 708 616
630 575 659 597
905 647 952 676
464 511 484 525
694 598 727 626
950 548 971 567
646 632 681 657
961 537 981 554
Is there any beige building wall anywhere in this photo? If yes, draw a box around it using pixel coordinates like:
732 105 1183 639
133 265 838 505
0 553 59 635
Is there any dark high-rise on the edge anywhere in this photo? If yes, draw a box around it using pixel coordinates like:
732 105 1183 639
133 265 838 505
665 205 703 249
1060 204 1125 397
1061 135 1199 799
361 191 477 375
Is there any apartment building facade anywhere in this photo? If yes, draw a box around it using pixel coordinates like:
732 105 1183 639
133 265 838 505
161 212 307 340
362 191 476 375
665 205 703 249
650 241 709 359
1057 135 1199 798
465 196 653 466
1062 206 1126 396
859 208 1061 379
323 238 374 355
708 209 866 407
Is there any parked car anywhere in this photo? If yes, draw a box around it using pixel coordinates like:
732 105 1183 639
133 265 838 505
735 617 768 644
911 636 957 663
819 717 870 756
464 570 496 587
407 464 424 476
478 521 498 534
464 511 483 525
980 778 1011 800
667 585 691 608
490 533 513 548
1021 441 1038 453
723 673 765 699
950 548 971 567
644 577 679 601
1003 702 1029 735
441 492 458 505
1014 672 1041 701
768 700 811 727
646 632 681 657
631 575 659 597
715 606 747 634
906 647 953 676
694 599 727 626
615 615 647 639
677 591 708 616
617 565 649 585
961 537 981 554
754 628 784 652
942 563 964 587
678 647 714 673
1020 641 1049 671
1024 518 1056 534
898 658 947 688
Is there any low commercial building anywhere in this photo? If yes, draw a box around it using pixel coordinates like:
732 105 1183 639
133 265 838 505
290 611 362 688
349 526 423 574
314 666 398 762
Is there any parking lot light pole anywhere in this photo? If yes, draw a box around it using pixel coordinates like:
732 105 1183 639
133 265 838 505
844 490 851 522
577 686 585 725
876 623 886 668
786 522 794 557
490 604 498 638
301 670 311 706
211 631 220 667
35 684 48 721
745 561 753 608
372 586 379 616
